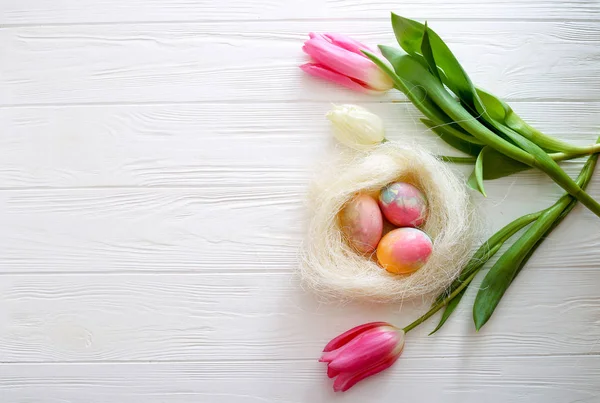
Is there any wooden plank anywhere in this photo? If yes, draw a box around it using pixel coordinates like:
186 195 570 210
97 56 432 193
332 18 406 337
2 0 598 25
1 102 598 189
0 264 599 362
1 357 599 402
1 21 599 105
1 175 599 275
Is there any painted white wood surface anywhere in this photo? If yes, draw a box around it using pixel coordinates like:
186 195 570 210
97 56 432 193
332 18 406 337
1 0 599 402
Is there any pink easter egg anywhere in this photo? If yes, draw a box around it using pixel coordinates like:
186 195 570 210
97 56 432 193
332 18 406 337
376 227 433 274
378 182 428 227
339 194 383 254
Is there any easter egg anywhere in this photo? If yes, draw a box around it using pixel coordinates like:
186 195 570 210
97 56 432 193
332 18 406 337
379 182 428 227
376 228 433 274
339 194 383 254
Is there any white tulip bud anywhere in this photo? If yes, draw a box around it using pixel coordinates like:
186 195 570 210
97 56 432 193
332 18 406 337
326 104 386 150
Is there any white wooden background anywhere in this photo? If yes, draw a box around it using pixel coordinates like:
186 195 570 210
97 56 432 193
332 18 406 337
1 1 599 402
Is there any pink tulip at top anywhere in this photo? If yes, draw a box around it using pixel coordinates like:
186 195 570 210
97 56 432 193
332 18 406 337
301 33 394 93
320 321 405 391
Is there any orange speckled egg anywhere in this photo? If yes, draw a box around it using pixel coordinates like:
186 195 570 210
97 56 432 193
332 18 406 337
339 194 383 254
376 228 433 274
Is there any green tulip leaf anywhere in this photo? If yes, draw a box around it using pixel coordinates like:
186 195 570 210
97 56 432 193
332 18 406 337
473 199 564 331
476 87 588 153
369 46 477 143
364 49 454 130
390 13 477 109
466 145 534 193
375 35 600 218
475 88 508 122
426 205 543 335
420 22 441 82
473 150 600 330
467 148 487 196
391 14 584 154
429 287 466 336
478 146 530 180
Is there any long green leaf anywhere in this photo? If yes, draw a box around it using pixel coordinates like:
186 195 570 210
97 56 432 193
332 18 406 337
433 210 542 306
391 13 476 108
391 16 590 162
467 149 486 196
392 14 599 156
477 147 529 180
476 88 592 154
473 150 600 330
429 288 466 335
403 201 552 335
427 209 543 334
467 145 531 194
472 201 565 331
420 22 441 82
375 43 600 217
376 45 532 163
363 50 456 131
511 195 579 282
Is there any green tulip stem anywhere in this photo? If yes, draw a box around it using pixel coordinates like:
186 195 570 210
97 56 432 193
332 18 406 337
392 144 600 168
439 143 600 165
402 270 478 334
402 209 544 334
365 49 600 217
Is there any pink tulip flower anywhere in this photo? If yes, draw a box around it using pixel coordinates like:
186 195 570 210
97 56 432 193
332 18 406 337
319 321 405 392
301 33 394 94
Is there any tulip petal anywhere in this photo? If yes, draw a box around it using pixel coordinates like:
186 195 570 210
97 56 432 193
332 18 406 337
322 321 388 352
300 63 376 94
302 36 379 85
320 337 357 363
326 365 340 379
332 353 401 392
320 327 388 363
328 330 399 373
323 33 375 56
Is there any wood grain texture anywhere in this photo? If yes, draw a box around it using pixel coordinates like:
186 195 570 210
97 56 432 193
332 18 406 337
1 20 599 105
0 101 598 189
2 0 600 401
1 357 599 403
1 178 598 274
2 0 599 25
0 271 599 362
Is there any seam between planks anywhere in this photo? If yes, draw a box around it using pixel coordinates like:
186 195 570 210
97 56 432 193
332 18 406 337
1 17 600 29
1 352 600 365
0 99 599 109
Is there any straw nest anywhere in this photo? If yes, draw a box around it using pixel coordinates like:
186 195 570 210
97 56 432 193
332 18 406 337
300 142 476 303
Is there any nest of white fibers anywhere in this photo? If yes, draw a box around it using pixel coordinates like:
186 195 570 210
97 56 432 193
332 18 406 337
300 142 476 303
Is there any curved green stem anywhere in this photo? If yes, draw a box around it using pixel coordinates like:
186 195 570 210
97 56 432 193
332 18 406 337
439 145 600 165
403 270 478 333
405 140 599 335
366 49 600 217
403 209 544 334
551 144 600 161
515 119 598 154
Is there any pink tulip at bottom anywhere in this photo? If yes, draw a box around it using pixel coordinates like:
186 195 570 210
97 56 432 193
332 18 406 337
301 33 393 94
319 322 405 392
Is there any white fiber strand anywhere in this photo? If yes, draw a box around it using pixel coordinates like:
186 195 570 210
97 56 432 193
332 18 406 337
300 142 475 303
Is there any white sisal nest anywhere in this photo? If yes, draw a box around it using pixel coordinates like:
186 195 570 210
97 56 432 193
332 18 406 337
300 142 476 303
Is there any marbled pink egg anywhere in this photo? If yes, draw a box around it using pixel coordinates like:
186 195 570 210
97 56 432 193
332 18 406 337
376 228 433 274
339 194 383 254
379 182 428 227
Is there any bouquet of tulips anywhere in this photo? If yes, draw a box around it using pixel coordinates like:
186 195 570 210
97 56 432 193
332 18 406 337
301 14 600 391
